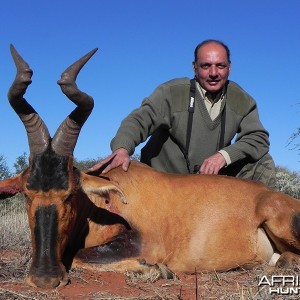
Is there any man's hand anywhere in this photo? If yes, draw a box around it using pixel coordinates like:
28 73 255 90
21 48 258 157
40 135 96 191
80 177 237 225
88 148 131 174
199 152 226 175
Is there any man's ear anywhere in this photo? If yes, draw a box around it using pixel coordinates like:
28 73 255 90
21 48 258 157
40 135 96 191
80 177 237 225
192 61 196 71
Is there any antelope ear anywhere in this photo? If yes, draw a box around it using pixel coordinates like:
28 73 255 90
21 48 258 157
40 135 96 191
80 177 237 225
80 172 127 205
0 174 24 200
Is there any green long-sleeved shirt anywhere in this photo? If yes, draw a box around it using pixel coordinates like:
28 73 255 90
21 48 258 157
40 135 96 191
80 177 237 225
111 78 270 174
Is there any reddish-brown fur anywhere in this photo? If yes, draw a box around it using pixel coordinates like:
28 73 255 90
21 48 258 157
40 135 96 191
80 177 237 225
2 160 300 289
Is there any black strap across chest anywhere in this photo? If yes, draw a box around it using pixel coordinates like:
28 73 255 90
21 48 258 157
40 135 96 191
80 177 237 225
184 79 226 173
185 79 196 158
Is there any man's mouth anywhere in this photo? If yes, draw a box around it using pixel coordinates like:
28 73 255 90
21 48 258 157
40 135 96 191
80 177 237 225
207 80 220 85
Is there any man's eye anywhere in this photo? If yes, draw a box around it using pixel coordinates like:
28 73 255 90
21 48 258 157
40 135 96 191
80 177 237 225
200 65 210 70
217 64 227 69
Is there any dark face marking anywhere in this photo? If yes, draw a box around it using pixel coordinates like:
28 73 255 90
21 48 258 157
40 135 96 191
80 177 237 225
28 204 69 288
27 146 69 192
32 205 59 274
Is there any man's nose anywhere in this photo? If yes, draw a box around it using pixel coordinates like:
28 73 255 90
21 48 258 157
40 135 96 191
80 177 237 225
209 66 218 77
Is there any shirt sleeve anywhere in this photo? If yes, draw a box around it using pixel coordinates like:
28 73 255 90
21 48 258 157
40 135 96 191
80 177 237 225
218 150 231 165
110 83 172 155
221 100 270 164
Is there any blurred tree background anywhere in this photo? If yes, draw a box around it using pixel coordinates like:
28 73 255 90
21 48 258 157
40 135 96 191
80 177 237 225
0 151 299 198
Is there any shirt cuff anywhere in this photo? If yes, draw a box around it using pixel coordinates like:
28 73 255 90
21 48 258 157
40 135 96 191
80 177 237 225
218 150 231 166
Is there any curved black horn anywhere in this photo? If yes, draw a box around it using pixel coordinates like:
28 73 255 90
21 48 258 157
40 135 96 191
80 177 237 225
51 48 98 156
8 44 50 155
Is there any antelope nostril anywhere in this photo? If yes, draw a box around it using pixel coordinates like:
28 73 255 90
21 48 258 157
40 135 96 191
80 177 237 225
27 275 64 289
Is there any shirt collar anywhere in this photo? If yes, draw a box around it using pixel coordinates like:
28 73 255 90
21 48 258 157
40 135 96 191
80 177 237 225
196 81 226 104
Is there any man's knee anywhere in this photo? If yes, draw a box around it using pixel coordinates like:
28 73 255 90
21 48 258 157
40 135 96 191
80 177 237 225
253 154 276 189
221 153 276 189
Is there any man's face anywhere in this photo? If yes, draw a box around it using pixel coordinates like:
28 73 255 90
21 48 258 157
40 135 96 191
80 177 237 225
193 42 230 94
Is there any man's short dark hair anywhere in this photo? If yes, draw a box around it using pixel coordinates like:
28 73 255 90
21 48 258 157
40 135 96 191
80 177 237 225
194 40 231 63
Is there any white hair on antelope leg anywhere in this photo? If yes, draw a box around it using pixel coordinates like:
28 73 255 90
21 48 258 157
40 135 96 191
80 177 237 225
268 253 281 266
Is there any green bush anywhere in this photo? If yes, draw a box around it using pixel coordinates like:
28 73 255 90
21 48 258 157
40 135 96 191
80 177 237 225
275 166 300 199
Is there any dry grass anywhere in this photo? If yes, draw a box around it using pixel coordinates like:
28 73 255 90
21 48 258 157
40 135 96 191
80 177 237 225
124 265 300 299
1 253 300 299
1 197 300 299
0 196 30 248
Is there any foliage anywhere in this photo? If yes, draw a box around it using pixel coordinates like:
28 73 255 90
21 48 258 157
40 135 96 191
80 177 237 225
2 152 300 200
74 154 140 170
288 103 300 155
289 127 300 155
275 166 300 199
13 152 29 174
12 154 105 173
73 157 102 170
0 155 11 180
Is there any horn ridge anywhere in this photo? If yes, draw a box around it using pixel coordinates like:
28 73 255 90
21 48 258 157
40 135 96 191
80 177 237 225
58 48 98 87
52 48 98 156
8 44 50 155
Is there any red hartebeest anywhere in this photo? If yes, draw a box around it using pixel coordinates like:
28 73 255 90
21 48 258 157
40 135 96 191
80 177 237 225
1 45 300 289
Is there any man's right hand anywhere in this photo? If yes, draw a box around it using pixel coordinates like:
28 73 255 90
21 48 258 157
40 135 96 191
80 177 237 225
88 148 131 174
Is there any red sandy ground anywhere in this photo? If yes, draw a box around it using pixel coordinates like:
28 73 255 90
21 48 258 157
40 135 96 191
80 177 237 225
1 269 202 299
0 249 202 299
0 249 284 299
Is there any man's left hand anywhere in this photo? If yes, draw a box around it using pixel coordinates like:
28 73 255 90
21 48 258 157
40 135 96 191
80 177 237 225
199 152 226 175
